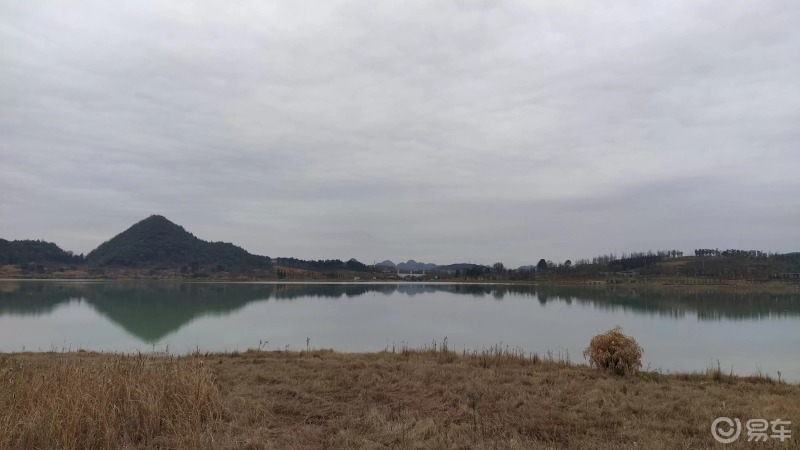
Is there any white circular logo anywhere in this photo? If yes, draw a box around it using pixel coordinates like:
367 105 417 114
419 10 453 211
711 417 742 444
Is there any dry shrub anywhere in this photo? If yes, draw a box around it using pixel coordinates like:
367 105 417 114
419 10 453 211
583 327 643 376
0 354 222 450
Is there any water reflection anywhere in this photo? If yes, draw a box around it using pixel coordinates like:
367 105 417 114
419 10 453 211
1 281 798 343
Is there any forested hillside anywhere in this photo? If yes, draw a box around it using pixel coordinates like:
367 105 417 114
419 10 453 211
85 215 271 269
0 239 82 265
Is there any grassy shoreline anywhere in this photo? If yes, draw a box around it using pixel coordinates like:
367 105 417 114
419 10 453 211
2 349 798 449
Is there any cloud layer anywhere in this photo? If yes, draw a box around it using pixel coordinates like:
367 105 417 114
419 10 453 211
2 0 799 266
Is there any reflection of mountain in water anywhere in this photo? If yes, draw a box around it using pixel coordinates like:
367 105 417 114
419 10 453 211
0 282 401 342
0 281 271 342
1 281 798 343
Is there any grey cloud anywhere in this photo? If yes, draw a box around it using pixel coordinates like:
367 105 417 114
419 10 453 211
1 0 798 266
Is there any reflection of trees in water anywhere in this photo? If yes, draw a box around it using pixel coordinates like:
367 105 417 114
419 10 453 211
270 283 396 299
0 281 94 315
1 282 798 343
533 285 800 321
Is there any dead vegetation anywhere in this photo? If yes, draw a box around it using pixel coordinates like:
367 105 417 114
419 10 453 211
583 327 643 376
0 347 797 449
0 353 222 450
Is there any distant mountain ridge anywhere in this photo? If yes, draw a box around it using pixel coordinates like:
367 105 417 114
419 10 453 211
8 216 798 278
397 260 438 270
374 259 485 271
0 216 525 274
86 215 271 269
375 260 439 270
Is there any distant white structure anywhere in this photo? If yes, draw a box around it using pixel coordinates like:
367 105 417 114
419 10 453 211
396 269 426 278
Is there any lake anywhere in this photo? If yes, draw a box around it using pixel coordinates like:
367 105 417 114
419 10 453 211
1 280 798 381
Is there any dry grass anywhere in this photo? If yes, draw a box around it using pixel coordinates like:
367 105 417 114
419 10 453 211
1 348 798 449
0 265 22 279
0 353 222 450
583 327 643 376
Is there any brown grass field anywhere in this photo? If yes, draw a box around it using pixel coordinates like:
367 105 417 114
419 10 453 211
1 348 798 449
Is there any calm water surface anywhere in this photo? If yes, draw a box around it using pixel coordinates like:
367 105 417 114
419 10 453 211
1 280 798 381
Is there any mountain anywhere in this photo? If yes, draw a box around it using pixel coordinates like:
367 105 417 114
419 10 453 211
374 260 487 272
85 215 271 269
396 260 439 270
436 263 487 271
0 239 82 265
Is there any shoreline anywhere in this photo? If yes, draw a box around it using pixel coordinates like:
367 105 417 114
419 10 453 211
2 275 798 293
3 347 799 385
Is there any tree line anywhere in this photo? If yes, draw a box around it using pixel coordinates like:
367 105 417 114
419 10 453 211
465 249 800 281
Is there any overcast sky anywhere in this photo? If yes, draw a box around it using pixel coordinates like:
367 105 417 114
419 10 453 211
1 1 798 267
